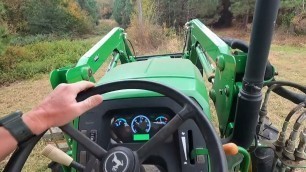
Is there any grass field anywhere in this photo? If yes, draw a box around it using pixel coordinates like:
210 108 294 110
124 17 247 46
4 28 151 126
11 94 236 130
0 29 306 171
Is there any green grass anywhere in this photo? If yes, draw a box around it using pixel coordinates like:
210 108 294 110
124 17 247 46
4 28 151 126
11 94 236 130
271 44 306 54
0 36 101 85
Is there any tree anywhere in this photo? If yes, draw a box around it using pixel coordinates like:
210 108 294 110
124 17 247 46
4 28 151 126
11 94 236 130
2 0 27 33
215 0 232 27
0 2 10 55
97 0 114 19
154 0 221 28
77 0 99 23
187 0 221 25
278 0 305 27
230 0 255 29
113 0 133 27
23 0 92 34
132 0 158 23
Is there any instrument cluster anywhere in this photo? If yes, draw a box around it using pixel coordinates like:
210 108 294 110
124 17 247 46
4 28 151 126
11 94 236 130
110 109 173 143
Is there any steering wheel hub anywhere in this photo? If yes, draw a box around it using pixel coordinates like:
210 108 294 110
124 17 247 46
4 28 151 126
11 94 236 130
103 147 139 172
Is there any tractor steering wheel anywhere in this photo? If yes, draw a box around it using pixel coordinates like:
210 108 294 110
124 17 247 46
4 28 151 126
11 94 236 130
4 80 227 172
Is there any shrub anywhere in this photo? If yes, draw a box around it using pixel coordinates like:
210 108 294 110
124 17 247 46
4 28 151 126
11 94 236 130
0 38 95 85
0 26 10 55
23 0 92 35
0 2 10 55
112 0 133 28
278 0 304 27
291 12 306 35
94 19 118 35
126 16 182 55
77 0 99 23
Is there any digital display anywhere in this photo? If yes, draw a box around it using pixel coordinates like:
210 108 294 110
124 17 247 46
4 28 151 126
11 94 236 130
133 134 150 141
110 109 173 143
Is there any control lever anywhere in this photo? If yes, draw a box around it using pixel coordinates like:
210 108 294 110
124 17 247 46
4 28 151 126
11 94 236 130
223 143 239 156
42 144 85 171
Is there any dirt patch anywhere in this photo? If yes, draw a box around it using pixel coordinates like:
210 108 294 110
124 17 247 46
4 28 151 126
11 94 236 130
0 75 52 116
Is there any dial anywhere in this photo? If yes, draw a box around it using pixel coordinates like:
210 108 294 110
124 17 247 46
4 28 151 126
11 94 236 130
111 117 132 142
131 115 151 134
113 118 129 127
154 115 168 125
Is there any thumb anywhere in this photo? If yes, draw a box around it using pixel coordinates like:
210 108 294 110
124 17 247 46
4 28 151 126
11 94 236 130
77 95 103 114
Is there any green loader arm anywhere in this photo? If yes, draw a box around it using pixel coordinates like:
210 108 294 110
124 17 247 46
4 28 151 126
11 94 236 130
185 19 252 172
50 27 135 89
184 19 248 136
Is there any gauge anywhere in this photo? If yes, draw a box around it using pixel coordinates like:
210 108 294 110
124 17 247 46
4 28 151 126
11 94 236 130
131 115 151 134
113 118 129 127
154 115 168 125
111 117 132 143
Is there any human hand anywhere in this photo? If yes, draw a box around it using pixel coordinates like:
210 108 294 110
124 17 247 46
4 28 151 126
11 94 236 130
22 81 103 135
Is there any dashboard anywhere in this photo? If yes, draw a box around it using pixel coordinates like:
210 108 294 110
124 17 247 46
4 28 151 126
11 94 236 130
110 108 173 143
77 97 208 172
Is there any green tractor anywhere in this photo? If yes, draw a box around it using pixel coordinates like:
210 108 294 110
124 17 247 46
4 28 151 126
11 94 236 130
3 0 306 171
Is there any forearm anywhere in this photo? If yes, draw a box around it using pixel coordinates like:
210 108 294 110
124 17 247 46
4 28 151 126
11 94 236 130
0 127 17 161
0 110 48 161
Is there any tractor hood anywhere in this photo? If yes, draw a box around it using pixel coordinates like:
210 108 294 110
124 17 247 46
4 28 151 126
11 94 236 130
97 58 210 117
99 58 198 82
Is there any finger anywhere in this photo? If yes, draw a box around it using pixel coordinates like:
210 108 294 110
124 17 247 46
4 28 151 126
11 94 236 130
71 81 95 93
76 95 103 114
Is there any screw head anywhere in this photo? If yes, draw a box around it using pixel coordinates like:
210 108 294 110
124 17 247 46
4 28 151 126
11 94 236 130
216 56 225 71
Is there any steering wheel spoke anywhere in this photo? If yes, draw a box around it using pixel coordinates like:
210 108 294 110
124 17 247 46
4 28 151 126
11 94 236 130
136 105 194 163
60 124 107 159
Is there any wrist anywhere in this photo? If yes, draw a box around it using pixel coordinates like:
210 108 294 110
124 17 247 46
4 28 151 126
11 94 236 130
22 108 50 135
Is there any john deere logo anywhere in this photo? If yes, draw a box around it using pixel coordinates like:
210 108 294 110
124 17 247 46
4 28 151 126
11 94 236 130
104 151 128 172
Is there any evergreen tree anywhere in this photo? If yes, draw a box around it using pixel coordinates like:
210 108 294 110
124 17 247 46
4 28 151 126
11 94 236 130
230 0 255 28
113 0 133 27
155 0 221 28
78 0 99 23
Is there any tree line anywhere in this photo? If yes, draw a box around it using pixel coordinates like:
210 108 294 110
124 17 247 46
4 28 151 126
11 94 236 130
1 0 305 36
0 0 99 35
110 0 305 29
0 0 101 55
0 0 305 55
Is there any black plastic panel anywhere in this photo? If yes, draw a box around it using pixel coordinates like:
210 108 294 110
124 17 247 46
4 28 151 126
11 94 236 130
77 97 208 172
109 108 174 143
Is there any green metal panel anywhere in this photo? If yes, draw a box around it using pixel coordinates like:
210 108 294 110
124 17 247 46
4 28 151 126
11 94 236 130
210 54 237 134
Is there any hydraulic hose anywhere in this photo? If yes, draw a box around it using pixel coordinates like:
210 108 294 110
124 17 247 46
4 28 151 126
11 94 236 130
264 81 306 94
264 81 306 104
222 37 249 53
273 86 306 104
